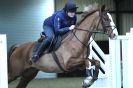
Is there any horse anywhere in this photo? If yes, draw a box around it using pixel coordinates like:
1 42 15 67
8 4 118 88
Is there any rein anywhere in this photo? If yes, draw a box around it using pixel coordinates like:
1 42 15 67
71 10 102 48
74 28 105 34
74 26 116 35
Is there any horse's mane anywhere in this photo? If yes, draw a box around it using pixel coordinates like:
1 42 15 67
83 3 99 14
76 3 99 26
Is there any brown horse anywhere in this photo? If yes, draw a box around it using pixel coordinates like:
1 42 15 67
8 4 118 88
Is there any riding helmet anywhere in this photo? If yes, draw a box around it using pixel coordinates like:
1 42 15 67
63 2 78 12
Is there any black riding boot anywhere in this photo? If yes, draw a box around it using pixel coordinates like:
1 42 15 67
32 38 50 63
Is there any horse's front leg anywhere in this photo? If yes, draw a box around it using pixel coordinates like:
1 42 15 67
82 58 100 88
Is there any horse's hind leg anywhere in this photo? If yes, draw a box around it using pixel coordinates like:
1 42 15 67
82 59 100 88
8 59 24 83
16 67 39 88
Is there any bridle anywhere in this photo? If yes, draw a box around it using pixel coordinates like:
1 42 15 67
74 10 115 35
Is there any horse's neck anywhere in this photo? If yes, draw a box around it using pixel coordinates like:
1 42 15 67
60 12 97 54
73 14 97 45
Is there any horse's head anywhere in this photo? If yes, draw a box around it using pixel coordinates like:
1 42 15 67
98 5 118 39
76 4 118 39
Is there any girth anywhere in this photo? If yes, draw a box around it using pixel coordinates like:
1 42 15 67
46 32 70 72
51 52 67 72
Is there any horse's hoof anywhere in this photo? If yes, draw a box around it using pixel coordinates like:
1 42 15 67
82 77 94 88
82 85 90 88
82 84 91 88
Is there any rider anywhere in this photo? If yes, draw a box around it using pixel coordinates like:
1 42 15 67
31 1 78 62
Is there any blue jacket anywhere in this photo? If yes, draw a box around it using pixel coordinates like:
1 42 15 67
43 10 77 35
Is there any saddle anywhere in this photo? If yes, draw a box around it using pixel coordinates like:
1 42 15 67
39 32 69 54
31 32 70 71
46 35 62 53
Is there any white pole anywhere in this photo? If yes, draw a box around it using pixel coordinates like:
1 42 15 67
0 34 8 88
91 39 106 61
121 35 129 88
127 28 133 88
109 38 121 88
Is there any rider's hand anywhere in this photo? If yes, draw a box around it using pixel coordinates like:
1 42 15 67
69 25 75 30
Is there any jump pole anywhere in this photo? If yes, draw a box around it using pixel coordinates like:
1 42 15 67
0 34 8 88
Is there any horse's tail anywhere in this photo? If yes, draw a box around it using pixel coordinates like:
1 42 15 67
8 44 18 73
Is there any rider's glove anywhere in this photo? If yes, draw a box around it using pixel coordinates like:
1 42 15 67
69 25 75 30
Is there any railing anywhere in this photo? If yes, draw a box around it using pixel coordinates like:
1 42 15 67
109 28 133 88
89 37 109 88
89 37 107 78
89 28 133 88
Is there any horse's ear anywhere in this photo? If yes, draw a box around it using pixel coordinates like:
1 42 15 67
101 5 106 12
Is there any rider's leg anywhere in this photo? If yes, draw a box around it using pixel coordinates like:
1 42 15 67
32 26 54 62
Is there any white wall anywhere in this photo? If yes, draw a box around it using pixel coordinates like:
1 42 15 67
0 0 54 49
